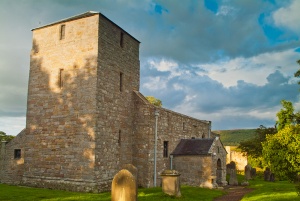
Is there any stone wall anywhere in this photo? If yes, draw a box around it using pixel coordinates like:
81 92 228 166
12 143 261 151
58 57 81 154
0 129 26 184
94 14 140 191
225 146 248 171
174 155 212 186
133 91 211 187
211 138 227 186
23 13 100 192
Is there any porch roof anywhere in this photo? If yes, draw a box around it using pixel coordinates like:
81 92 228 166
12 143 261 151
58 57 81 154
171 138 214 156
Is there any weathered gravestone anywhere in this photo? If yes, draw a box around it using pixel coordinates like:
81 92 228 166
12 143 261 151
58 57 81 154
111 169 137 201
270 173 275 182
227 162 238 185
244 164 252 180
264 168 271 181
250 167 256 179
226 161 236 175
229 168 238 185
122 164 138 200
160 170 181 197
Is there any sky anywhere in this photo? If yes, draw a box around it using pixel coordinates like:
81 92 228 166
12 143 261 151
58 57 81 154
1 0 300 135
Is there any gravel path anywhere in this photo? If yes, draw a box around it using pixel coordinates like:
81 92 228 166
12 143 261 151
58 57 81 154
213 186 253 201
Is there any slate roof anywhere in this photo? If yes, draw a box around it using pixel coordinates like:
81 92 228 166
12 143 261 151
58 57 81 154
171 138 215 156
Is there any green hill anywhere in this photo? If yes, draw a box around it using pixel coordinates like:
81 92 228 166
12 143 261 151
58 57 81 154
213 129 256 146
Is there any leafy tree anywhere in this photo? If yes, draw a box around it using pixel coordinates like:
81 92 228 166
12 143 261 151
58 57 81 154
294 59 300 85
145 96 162 107
0 131 14 142
276 100 300 130
262 125 300 181
238 125 276 167
276 100 295 130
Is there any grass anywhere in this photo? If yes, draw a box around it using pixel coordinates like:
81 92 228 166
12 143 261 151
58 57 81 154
0 184 224 201
241 179 299 201
138 186 224 200
1 177 299 201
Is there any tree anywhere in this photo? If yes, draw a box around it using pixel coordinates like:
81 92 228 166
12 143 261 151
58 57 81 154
145 96 162 107
262 125 300 181
0 131 14 142
276 100 300 130
294 59 300 85
238 125 277 167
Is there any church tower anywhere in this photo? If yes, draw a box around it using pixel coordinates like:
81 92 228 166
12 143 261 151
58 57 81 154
24 11 140 191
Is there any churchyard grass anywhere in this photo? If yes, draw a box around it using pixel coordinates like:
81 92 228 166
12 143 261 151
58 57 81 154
0 184 223 201
241 178 299 201
1 179 299 201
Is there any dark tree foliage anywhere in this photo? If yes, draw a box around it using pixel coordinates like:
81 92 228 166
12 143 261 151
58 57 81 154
238 125 277 158
294 60 300 85
0 131 14 142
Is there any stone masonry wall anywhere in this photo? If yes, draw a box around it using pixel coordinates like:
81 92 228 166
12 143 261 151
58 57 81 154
0 129 26 184
94 15 140 191
23 14 100 192
133 92 211 187
211 138 227 185
225 146 248 171
173 155 212 186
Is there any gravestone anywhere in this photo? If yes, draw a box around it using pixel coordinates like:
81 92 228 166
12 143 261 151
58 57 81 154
244 164 252 180
226 161 236 175
229 168 238 185
270 173 275 182
264 168 271 181
250 168 256 179
111 169 136 201
160 170 181 197
122 164 138 199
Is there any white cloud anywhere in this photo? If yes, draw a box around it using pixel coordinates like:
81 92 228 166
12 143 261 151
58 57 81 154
149 59 177 72
197 48 300 87
143 76 168 91
0 117 26 136
272 0 300 34
216 5 237 16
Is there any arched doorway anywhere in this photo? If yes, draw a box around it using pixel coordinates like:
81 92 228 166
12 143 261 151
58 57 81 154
216 158 222 184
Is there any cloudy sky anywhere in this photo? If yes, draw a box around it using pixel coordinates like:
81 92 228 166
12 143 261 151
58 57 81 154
1 0 300 135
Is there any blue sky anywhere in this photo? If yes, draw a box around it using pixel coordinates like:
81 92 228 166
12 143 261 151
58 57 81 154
1 0 300 135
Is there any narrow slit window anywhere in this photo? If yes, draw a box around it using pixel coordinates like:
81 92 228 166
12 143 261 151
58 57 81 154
120 32 124 48
118 130 121 145
59 69 64 89
163 141 168 158
14 149 21 159
183 122 185 131
60 24 65 40
120 72 123 92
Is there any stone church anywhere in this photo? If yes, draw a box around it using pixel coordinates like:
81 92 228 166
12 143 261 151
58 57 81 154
0 11 227 192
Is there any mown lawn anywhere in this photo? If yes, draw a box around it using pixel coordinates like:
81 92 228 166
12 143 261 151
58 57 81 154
0 184 224 201
0 178 299 201
241 179 299 201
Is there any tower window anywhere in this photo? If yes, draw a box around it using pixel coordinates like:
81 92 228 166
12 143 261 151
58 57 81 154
120 72 123 92
14 149 21 159
60 24 66 40
183 122 186 131
163 141 168 158
118 130 121 145
59 69 64 89
120 32 124 48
